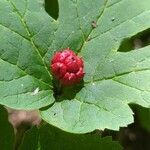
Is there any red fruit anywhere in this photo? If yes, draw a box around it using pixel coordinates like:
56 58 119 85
51 48 84 85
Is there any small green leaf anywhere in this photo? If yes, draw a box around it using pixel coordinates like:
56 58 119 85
0 105 15 150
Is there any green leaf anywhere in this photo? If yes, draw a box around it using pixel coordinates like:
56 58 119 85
0 105 15 150
41 0 150 133
20 124 122 150
0 0 57 109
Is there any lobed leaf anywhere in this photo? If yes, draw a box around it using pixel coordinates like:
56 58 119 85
0 0 150 133
41 0 150 133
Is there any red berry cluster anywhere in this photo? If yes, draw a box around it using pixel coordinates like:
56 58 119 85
51 48 84 85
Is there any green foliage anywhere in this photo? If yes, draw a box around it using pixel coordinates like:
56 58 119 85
0 106 15 150
0 0 150 134
20 124 122 150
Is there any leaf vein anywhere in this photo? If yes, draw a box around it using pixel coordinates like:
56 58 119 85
77 0 109 53
7 0 52 79
85 68 150 84
112 78 150 92
0 58 52 88
89 10 150 41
